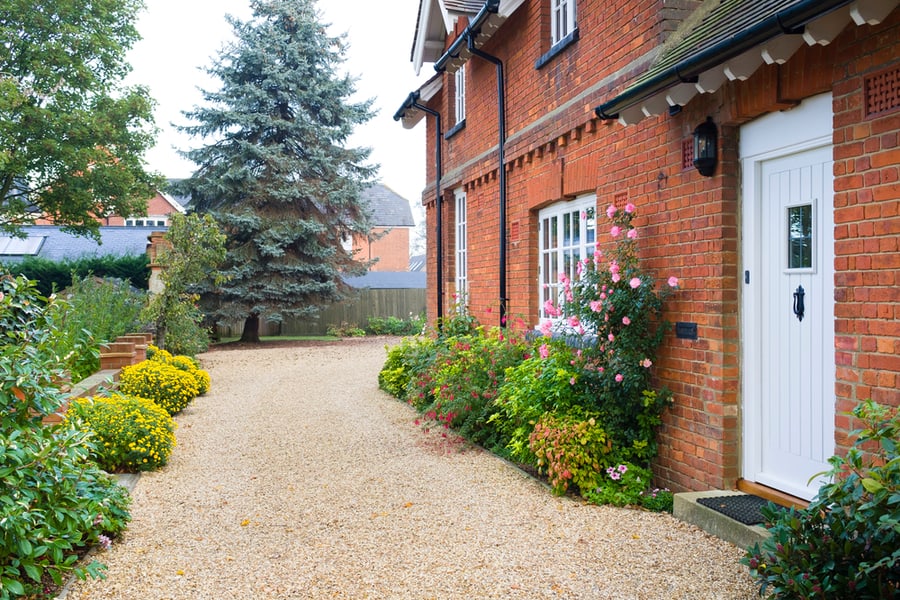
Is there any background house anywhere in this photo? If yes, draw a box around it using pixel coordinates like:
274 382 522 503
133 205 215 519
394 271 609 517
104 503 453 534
396 0 899 503
348 183 417 271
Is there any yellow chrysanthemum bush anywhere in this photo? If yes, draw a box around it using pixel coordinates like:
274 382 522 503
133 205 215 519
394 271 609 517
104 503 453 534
66 394 177 472
147 345 211 395
119 359 200 415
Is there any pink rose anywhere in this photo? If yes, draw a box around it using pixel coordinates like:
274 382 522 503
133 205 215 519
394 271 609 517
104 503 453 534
624 203 636 213
622 316 631 325
612 273 621 283
568 315 580 328
539 321 553 336
610 225 621 237
539 343 550 359
590 300 603 312
629 277 641 289
668 276 679 288
606 204 617 219
615 373 624 382
610 261 620 274
627 228 637 239
608 333 615 342
641 358 653 368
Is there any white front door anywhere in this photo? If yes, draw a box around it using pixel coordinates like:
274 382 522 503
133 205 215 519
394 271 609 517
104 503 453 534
741 93 835 500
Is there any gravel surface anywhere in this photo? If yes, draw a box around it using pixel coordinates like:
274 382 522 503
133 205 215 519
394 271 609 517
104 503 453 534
63 337 759 599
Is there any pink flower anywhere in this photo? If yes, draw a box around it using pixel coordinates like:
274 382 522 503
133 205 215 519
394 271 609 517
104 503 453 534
568 315 580 328
593 249 604 261
539 343 550 359
606 204 617 219
615 373 624 382
610 225 621 237
98 534 112 550
641 358 653 368
625 202 636 213
599 292 607 300
569 377 576 385
580 210 587 220
612 273 621 283
629 277 641 289
668 276 679 288
589 300 602 312
610 471 621 480
609 261 620 274
543 299 561 317
627 228 637 239
622 316 631 325
608 333 615 342
539 321 553 336
576 260 584 276
558 272 570 285
618 464 628 473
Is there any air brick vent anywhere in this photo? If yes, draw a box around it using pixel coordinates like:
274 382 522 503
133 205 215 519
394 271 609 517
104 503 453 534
865 66 900 117
682 138 694 170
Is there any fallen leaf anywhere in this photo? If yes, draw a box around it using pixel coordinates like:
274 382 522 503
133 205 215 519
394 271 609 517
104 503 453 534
240 519 250 527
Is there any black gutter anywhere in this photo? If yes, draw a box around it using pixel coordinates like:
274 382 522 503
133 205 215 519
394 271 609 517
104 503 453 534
394 92 444 325
595 0 854 119
433 0 500 74
466 36 509 327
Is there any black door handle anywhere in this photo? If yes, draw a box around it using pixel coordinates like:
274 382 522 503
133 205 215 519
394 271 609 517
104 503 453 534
793 285 805 322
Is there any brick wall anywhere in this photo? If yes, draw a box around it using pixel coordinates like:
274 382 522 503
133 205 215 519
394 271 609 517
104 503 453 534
414 0 900 493
352 227 411 272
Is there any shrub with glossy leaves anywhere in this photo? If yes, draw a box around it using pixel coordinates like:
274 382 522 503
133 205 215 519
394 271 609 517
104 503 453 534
744 400 900 598
0 273 131 597
67 394 177 472
119 360 200 415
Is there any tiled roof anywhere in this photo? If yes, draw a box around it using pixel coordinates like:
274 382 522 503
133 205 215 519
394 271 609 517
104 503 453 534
361 183 415 227
0 226 162 263
343 271 426 289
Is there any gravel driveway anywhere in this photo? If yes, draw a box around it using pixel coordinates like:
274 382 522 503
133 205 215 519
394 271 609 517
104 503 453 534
63 337 758 599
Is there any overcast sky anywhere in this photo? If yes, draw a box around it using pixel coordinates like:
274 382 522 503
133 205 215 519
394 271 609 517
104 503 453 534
125 0 430 210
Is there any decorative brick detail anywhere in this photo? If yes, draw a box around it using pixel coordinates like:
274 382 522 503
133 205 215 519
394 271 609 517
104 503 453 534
682 138 693 170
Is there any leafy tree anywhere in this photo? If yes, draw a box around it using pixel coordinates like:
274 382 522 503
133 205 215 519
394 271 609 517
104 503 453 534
0 0 162 238
177 0 376 343
143 213 226 352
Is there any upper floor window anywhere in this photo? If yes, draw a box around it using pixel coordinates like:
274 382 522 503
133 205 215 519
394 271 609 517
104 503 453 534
454 65 466 125
551 0 577 46
538 194 596 322
125 218 168 227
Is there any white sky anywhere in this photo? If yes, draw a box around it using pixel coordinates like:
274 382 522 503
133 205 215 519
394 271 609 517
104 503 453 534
125 0 430 211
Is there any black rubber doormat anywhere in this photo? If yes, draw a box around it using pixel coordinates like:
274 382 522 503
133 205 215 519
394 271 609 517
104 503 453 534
697 494 769 525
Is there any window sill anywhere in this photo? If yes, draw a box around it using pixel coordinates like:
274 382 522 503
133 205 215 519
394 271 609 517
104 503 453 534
444 119 466 140
535 29 579 70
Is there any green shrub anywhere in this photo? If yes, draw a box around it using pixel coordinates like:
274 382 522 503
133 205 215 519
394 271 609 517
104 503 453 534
378 335 441 409
584 462 672 511
326 321 366 337
529 411 612 495
744 400 900 598
366 314 425 336
0 273 132 596
152 295 210 357
119 360 200 415
423 327 528 445
4 254 150 296
67 394 177 472
60 275 149 381
491 341 592 463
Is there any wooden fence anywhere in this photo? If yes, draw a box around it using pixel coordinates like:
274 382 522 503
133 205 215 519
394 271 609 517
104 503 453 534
215 287 426 337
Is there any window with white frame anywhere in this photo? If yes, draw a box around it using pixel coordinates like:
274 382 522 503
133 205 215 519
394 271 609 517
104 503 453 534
454 187 468 303
551 0 577 46
125 218 168 227
538 195 596 321
454 65 466 125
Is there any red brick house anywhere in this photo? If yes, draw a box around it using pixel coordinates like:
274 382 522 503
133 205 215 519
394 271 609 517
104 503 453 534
347 183 416 272
395 0 899 502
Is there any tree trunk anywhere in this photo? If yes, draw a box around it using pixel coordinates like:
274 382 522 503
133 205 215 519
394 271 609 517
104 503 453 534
240 314 261 343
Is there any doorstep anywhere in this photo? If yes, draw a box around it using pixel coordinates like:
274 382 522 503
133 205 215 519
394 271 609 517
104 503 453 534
673 490 770 550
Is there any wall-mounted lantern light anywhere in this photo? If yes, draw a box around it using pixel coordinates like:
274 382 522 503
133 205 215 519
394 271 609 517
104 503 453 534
692 117 717 177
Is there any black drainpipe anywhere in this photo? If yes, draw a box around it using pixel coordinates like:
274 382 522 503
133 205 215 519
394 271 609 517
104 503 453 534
466 35 508 327
393 92 444 326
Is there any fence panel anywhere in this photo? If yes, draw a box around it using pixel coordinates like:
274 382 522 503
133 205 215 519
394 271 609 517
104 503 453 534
216 288 426 337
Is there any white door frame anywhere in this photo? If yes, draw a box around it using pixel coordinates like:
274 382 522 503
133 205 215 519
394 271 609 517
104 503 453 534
740 93 835 499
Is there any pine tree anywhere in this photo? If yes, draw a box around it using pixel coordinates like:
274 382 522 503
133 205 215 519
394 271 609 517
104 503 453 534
178 0 376 342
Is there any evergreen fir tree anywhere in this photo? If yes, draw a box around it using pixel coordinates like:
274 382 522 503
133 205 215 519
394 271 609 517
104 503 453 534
178 0 376 342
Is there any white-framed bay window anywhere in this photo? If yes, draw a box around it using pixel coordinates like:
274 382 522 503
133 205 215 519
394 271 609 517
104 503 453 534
538 194 596 321
551 0 577 46
454 187 468 303
454 65 466 125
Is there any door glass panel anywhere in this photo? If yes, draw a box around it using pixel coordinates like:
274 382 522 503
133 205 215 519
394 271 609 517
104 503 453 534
788 204 812 269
